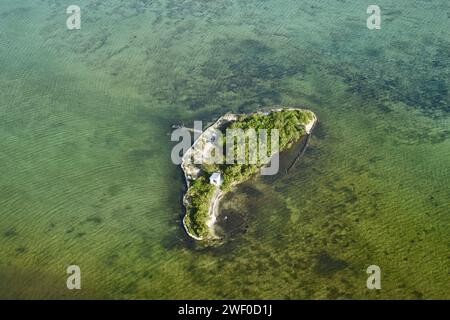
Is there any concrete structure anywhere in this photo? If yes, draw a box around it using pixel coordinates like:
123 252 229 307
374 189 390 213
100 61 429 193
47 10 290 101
209 172 223 186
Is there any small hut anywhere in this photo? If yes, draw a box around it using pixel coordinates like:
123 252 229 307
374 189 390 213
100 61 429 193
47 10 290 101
209 172 223 186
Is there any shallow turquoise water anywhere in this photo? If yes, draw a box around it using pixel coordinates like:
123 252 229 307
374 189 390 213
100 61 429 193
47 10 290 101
0 0 448 299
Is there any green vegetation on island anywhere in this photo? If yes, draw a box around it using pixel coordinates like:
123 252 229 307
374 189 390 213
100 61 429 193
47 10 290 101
183 109 316 240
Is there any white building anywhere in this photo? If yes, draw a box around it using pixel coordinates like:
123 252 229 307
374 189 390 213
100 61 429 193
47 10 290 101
209 172 223 186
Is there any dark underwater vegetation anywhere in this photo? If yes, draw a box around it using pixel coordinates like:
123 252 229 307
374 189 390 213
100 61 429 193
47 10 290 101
0 0 448 299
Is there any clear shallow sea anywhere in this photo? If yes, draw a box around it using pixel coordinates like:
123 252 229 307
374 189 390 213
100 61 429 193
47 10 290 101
0 0 448 299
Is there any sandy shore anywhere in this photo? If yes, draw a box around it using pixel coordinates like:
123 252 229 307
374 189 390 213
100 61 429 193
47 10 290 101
206 188 223 238
180 108 317 241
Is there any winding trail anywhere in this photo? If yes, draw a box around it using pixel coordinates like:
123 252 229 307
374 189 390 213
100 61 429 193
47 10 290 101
180 108 318 241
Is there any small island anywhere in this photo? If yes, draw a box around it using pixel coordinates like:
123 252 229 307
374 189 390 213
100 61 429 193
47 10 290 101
181 108 317 241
